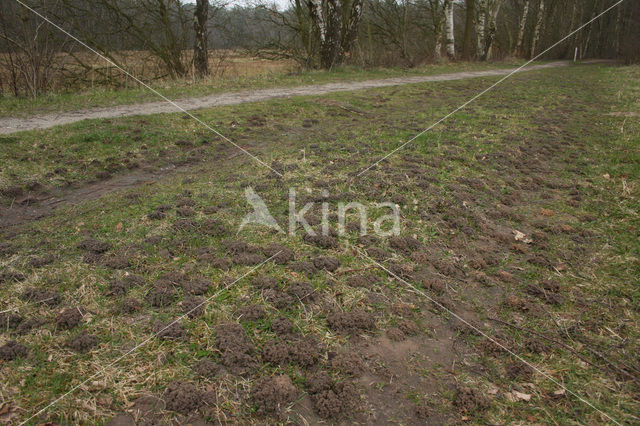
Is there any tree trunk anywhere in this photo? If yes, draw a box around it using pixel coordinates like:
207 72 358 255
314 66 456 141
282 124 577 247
340 0 364 60
476 0 486 58
193 0 209 78
444 0 455 60
462 0 475 60
483 0 502 60
530 0 544 58
514 0 530 56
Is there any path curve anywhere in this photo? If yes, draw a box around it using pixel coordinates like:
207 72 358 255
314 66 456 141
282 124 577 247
0 61 584 135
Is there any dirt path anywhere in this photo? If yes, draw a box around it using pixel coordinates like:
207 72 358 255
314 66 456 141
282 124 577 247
0 61 583 135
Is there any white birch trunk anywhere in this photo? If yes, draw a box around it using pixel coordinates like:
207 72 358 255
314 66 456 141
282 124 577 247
444 0 455 60
514 0 530 56
310 0 327 42
484 0 503 60
530 0 544 58
476 0 487 57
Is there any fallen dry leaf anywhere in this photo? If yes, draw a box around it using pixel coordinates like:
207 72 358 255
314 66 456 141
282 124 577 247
506 390 532 402
513 229 532 244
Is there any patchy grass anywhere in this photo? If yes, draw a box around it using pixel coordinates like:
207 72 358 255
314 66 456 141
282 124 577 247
0 63 638 425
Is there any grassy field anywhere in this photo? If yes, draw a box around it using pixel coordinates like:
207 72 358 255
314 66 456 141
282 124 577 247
0 63 638 424
0 58 529 118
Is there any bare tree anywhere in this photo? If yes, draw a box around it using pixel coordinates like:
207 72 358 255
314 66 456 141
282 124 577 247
483 0 503 59
193 0 209 77
0 1 68 97
530 0 544 58
462 0 475 60
444 0 455 59
513 0 529 56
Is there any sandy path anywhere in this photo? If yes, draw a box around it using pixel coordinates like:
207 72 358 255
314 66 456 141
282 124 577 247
0 61 580 135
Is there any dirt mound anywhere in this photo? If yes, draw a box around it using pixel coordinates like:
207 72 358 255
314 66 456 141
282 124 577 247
77 238 111 253
164 381 213 415
454 387 489 413
366 247 392 261
263 244 295 264
270 316 294 336
386 327 406 341
306 371 358 418
236 304 266 322
303 233 338 249
0 270 26 284
346 273 378 288
182 296 205 318
0 340 28 361
263 289 294 309
312 256 340 272
262 335 322 367
55 307 85 329
67 331 99 352
250 375 297 417
215 322 257 375
329 351 364 376
183 277 210 295
0 312 23 329
286 281 315 302
118 298 142 314
388 236 422 254
290 261 318 276
193 358 220 379
15 317 46 335
146 280 176 307
28 254 55 268
327 310 375 334
154 321 188 340
251 274 279 290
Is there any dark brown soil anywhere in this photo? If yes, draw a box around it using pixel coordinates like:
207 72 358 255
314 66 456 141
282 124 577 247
236 304 266 321
263 244 295 264
183 277 211 295
303 233 339 249
55 307 85 329
154 321 188 340
67 331 99 352
454 387 489 413
327 310 375 334
0 312 23 329
146 280 176 307
251 274 279 290
0 340 28 361
215 322 257 375
182 296 205 318
118 298 142 314
164 381 213 415
346 273 378 288
193 358 219 379
289 261 317 276
329 351 364 376
286 281 315 302
250 375 298 417
312 256 340 272
388 236 422 254
77 238 111 253
263 289 294 309
270 316 294 336
306 371 358 418
28 254 55 268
